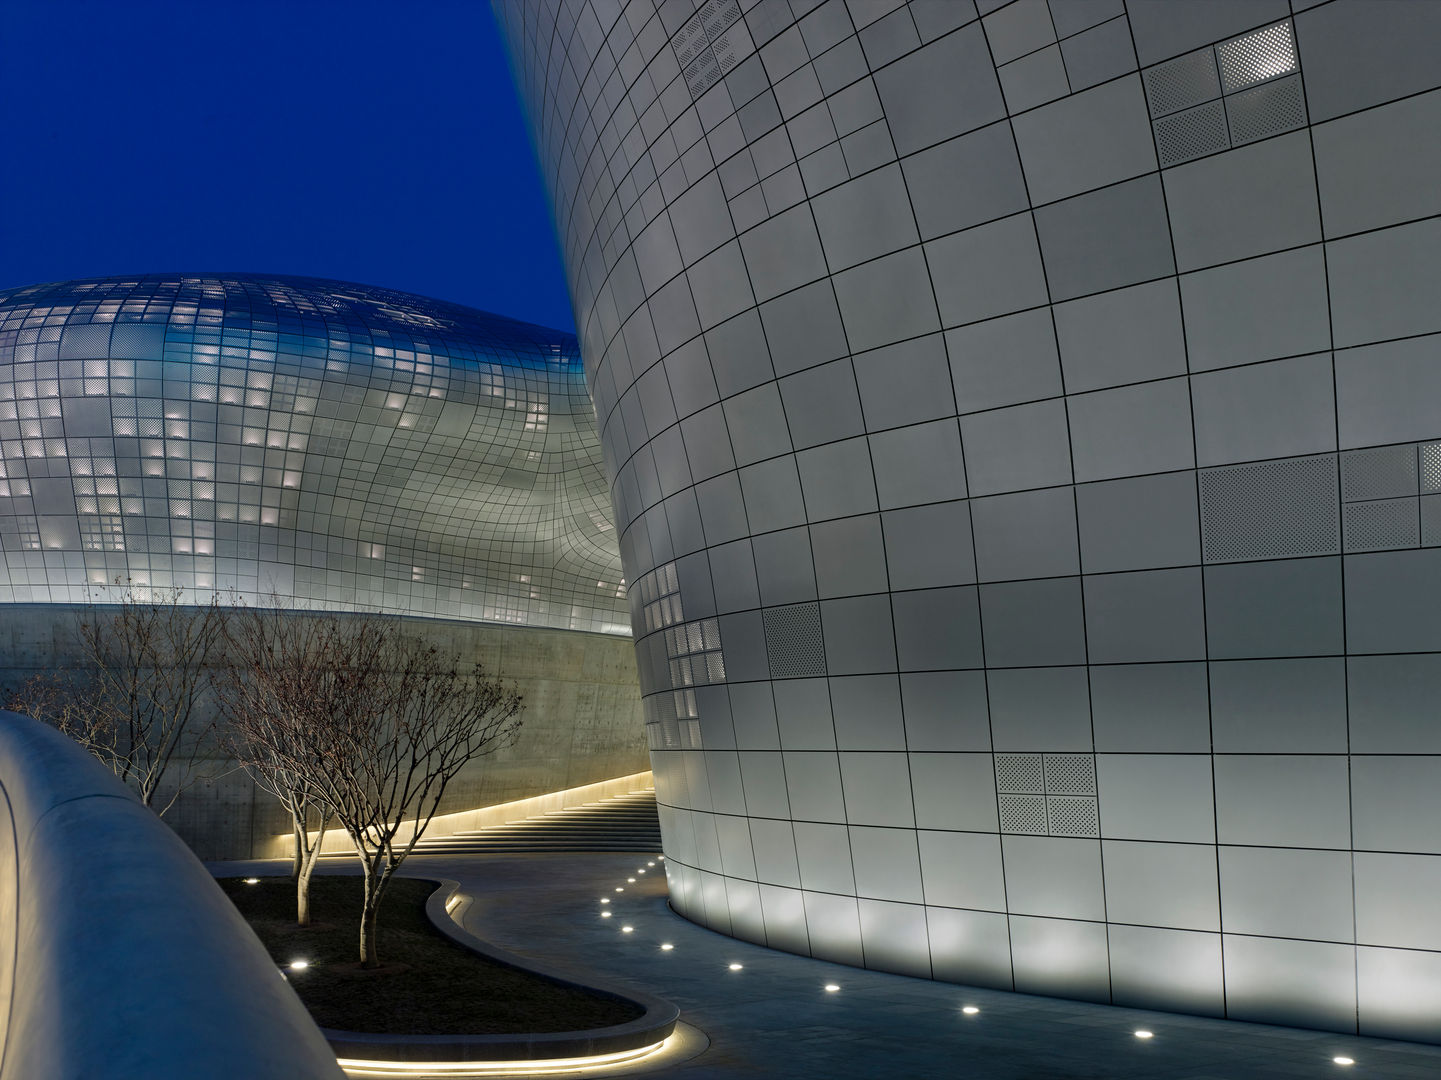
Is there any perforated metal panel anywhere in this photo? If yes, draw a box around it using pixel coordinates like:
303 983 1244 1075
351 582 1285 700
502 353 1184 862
681 718 703 749
701 0 741 36
671 17 708 68
1154 101 1230 167
998 794 1048 834
637 560 685 633
995 753 1045 794
1044 754 1097 795
1145 49 1221 117
659 716 682 749
1341 445 1418 502
672 0 743 100
1217 20 1297 93
1046 796 1100 838
1421 495 1441 547
1199 455 1340 562
1226 74 1307 144
1421 443 1441 493
1343 498 1420 553
664 616 725 688
57 322 112 359
762 602 826 677
682 49 723 99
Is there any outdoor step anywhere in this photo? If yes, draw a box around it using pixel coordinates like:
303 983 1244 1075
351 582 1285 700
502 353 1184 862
403 790 662 856
453 825 660 834
416 842 662 850
416 844 662 852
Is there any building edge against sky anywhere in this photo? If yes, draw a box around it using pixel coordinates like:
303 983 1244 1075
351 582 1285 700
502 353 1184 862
0 275 649 858
495 0 1441 1041
0 274 626 633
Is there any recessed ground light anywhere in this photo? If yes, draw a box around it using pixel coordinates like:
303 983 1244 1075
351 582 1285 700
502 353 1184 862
615 887 624 892
962 1006 980 1015
824 984 840 993
600 898 610 904
244 877 260 885
1134 1030 1153 1039
638 869 646 874
647 862 656 867
658 856 665 860
627 877 636 882
289 960 310 971
621 926 634 933
601 911 612 918
660 943 674 951
728 963 743 971
1333 1057 1355 1067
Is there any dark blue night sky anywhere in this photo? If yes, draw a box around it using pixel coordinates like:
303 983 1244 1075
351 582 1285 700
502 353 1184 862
0 1 575 332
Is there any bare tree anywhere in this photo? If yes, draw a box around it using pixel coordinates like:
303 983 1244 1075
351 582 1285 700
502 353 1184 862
5 669 116 759
230 613 524 967
218 607 339 926
6 579 228 816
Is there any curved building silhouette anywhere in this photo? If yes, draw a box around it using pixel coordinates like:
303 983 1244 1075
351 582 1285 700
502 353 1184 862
495 0 1441 1040
0 274 627 633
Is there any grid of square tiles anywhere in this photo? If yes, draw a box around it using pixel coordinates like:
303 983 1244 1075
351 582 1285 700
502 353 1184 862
495 0 1441 1039
0 274 628 633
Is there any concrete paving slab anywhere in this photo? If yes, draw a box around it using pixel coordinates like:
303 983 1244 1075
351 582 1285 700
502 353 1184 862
211 852 1441 1079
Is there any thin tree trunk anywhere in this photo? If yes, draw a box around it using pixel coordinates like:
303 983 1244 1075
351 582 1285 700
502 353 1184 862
294 807 329 927
296 857 315 926
290 817 304 883
359 862 382 969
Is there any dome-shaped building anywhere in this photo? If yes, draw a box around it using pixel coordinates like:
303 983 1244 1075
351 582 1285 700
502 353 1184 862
0 274 626 633
0 274 650 859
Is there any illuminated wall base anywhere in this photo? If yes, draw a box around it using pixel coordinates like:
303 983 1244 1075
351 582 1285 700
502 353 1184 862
336 1036 672 1077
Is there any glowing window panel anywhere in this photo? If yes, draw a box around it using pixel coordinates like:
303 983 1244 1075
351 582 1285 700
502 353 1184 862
0 275 625 631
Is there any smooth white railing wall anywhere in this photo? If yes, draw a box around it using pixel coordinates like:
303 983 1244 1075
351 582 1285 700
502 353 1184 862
0 710 343 1080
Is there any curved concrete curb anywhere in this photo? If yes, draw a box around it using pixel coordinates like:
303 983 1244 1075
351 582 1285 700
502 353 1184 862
321 877 680 1064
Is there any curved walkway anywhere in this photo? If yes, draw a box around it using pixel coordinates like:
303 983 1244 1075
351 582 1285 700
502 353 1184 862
213 850 1441 1079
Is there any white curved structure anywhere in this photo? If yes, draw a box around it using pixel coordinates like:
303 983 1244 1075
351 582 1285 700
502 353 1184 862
0 709 344 1079
0 274 626 633
496 0 1441 1040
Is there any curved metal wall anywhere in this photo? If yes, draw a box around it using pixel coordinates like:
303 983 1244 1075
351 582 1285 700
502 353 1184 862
496 0 1441 1040
0 275 627 633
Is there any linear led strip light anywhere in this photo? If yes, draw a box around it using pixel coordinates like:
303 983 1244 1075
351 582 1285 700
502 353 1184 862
337 1036 672 1077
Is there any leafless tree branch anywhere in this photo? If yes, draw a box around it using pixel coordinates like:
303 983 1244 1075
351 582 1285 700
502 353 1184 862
219 607 524 964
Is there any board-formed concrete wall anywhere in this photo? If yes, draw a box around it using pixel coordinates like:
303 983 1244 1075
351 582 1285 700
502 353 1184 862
495 0 1441 1042
0 604 646 859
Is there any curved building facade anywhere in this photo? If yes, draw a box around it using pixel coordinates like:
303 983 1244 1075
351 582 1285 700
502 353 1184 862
0 274 627 633
496 0 1441 1040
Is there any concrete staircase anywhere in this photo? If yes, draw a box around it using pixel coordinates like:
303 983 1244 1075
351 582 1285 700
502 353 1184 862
411 789 663 855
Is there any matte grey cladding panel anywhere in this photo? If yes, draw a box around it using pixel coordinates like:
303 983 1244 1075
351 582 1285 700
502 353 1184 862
494 0 1441 1042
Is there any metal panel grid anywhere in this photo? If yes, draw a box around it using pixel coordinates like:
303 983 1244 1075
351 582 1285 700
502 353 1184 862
1146 20 1304 167
0 274 627 633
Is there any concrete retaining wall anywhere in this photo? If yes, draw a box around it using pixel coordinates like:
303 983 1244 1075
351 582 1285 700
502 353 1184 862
0 605 646 860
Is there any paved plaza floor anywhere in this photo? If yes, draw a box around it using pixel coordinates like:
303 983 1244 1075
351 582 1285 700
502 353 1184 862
212 851 1441 1079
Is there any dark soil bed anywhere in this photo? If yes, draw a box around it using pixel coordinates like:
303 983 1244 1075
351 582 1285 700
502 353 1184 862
218 875 643 1035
